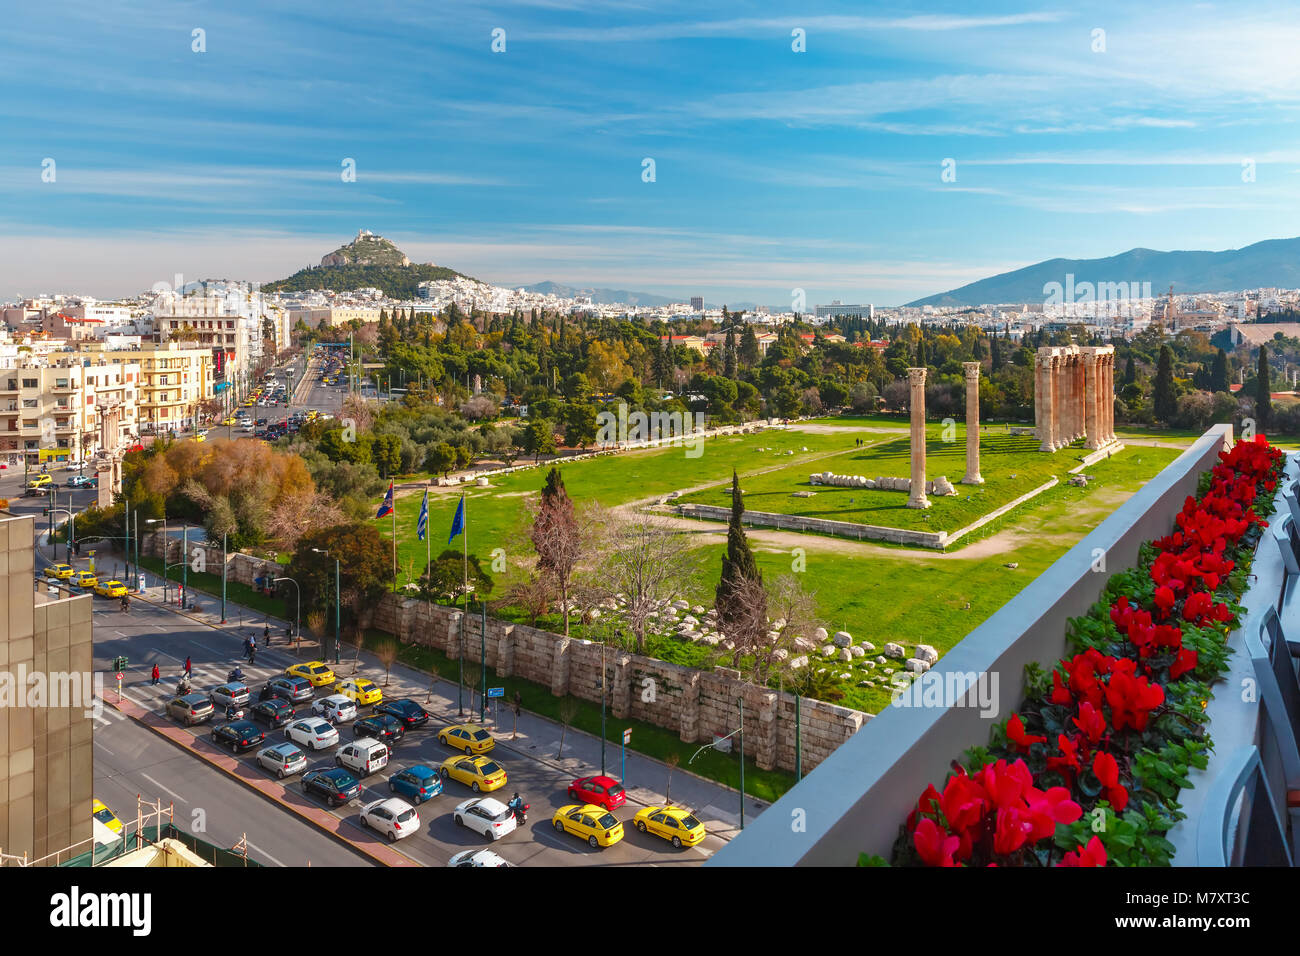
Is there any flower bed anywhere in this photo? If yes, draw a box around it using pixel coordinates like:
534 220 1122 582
879 436 1284 867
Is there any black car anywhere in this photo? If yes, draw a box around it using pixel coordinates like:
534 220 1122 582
353 713 406 746
249 697 295 728
374 698 429 730
302 768 360 807
211 720 266 754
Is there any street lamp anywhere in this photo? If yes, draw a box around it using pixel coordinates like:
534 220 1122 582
145 515 170 604
273 576 300 653
311 548 341 664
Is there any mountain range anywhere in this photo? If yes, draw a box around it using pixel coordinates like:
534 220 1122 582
905 237 1300 308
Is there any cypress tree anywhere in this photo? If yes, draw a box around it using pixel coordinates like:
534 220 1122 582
1257 345 1273 429
715 471 764 631
1153 345 1177 423
1124 355 1136 385
990 335 1003 373
1211 348 1229 393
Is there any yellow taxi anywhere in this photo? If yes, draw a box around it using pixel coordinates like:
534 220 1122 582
336 677 382 706
27 474 53 489
92 799 123 833
439 724 495 754
94 580 128 598
221 416 237 426
73 570 98 589
286 661 336 688
44 563 75 580
632 806 707 849
438 754 507 793
552 803 625 849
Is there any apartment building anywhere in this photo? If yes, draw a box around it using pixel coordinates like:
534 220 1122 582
0 359 141 468
59 342 213 435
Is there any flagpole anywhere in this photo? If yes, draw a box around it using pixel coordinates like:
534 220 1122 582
425 486 430 589
391 485 397 593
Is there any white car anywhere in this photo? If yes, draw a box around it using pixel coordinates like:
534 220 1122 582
210 682 250 710
359 797 419 842
448 849 514 867
256 742 308 778
285 717 339 751
312 694 357 723
453 797 518 842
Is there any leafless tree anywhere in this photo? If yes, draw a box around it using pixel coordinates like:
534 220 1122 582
725 573 824 687
375 637 399 685
528 469 593 637
556 695 579 758
665 753 680 805
586 509 701 654
501 566 554 627
463 662 482 720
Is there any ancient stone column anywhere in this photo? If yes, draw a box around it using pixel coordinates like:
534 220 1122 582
906 367 930 509
1071 350 1083 443
962 362 984 484
1060 352 1073 445
1104 350 1116 442
1050 351 1063 450
1082 347 1101 449
1038 349 1057 452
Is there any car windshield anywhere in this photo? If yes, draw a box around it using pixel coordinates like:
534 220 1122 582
608 784 625 796
471 730 491 740
479 762 501 775
311 665 329 674
93 808 115 823
681 814 701 829
597 812 618 829
284 750 304 762
396 808 416 823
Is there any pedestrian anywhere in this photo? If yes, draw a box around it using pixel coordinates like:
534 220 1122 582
263 626 271 648
249 645 257 666
184 656 192 677
151 664 160 686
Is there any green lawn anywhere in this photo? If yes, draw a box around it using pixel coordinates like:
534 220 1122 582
678 431 1094 532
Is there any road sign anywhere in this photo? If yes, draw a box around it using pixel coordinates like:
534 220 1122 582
623 728 632 745
115 672 123 682
487 687 504 699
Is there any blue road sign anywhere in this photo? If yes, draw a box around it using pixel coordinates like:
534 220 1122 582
487 687 505 699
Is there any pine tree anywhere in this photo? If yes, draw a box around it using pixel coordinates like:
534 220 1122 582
1257 345 1273 430
1154 345 1177 423
715 470 764 632
1124 355 1136 385
1211 348 1229 393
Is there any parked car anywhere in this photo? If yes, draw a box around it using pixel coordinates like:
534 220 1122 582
454 797 517 842
359 797 419 842
567 775 627 812
302 768 360 807
353 713 405 747
447 849 514 867
552 803 625 849
248 697 295 728
335 738 390 777
285 717 339 751
167 693 214 726
312 694 357 723
439 724 495 754
387 765 442 804
439 754 506 793
212 720 265 754
266 675 313 704
632 806 706 848
209 682 250 710
256 742 308 778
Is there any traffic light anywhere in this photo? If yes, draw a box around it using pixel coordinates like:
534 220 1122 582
111 656 128 672
41 507 49 516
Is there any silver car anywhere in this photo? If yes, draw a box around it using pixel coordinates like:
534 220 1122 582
285 717 339 751
167 693 214 726
312 694 357 723
210 682 250 710
256 742 308 778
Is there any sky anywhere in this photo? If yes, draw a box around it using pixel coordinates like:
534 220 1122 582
4 0 1300 306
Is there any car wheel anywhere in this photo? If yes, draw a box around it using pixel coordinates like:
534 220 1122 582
637 821 647 833
672 836 682 848
335 756 343 767
440 768 449 779
553 819 564 833
438 736 447 746
388 782 395 793
568 789 577 800
387 830 397 843
591 835 603 848
454 815 464 827
472 782 481 793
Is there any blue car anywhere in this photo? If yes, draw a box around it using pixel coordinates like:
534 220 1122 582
387 764 442 804
302 768 360 807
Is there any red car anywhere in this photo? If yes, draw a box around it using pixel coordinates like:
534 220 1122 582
567 775 627 812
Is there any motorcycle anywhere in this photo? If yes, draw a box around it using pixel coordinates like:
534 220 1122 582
227 667 246 684
507 797 529 825
223 704 246 723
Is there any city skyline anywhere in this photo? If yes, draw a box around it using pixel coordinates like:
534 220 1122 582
5 1 1300 303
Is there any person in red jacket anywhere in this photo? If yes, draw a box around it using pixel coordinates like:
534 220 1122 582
151 664 160 686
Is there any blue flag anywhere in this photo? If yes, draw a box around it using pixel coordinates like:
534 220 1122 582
376 481 394 519
448 493 465 543
417 489 429 542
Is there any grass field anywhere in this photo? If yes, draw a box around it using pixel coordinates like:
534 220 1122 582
677 431 1094 532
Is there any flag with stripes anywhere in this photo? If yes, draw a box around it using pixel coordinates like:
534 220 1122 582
417 489 429 541
376 481 394 519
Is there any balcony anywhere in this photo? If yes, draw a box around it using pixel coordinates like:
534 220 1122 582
709 425 1246 867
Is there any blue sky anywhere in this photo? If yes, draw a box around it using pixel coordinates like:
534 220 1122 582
3 0 1300 305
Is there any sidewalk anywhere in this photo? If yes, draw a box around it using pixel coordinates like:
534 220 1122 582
119 582 770 844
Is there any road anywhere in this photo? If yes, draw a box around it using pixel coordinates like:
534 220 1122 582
89 594 745 867
93 704 376 867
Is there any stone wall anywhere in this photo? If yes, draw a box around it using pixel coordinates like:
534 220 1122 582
132 530 870 774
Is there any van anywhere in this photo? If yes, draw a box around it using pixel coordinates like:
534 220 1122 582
335 737 390 777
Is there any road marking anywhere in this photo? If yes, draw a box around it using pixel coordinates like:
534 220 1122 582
245 840 285 867
93 714 111 727
94 742 115 756
140 773 188 805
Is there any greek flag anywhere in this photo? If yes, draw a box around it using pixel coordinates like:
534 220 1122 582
417 489 429 542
